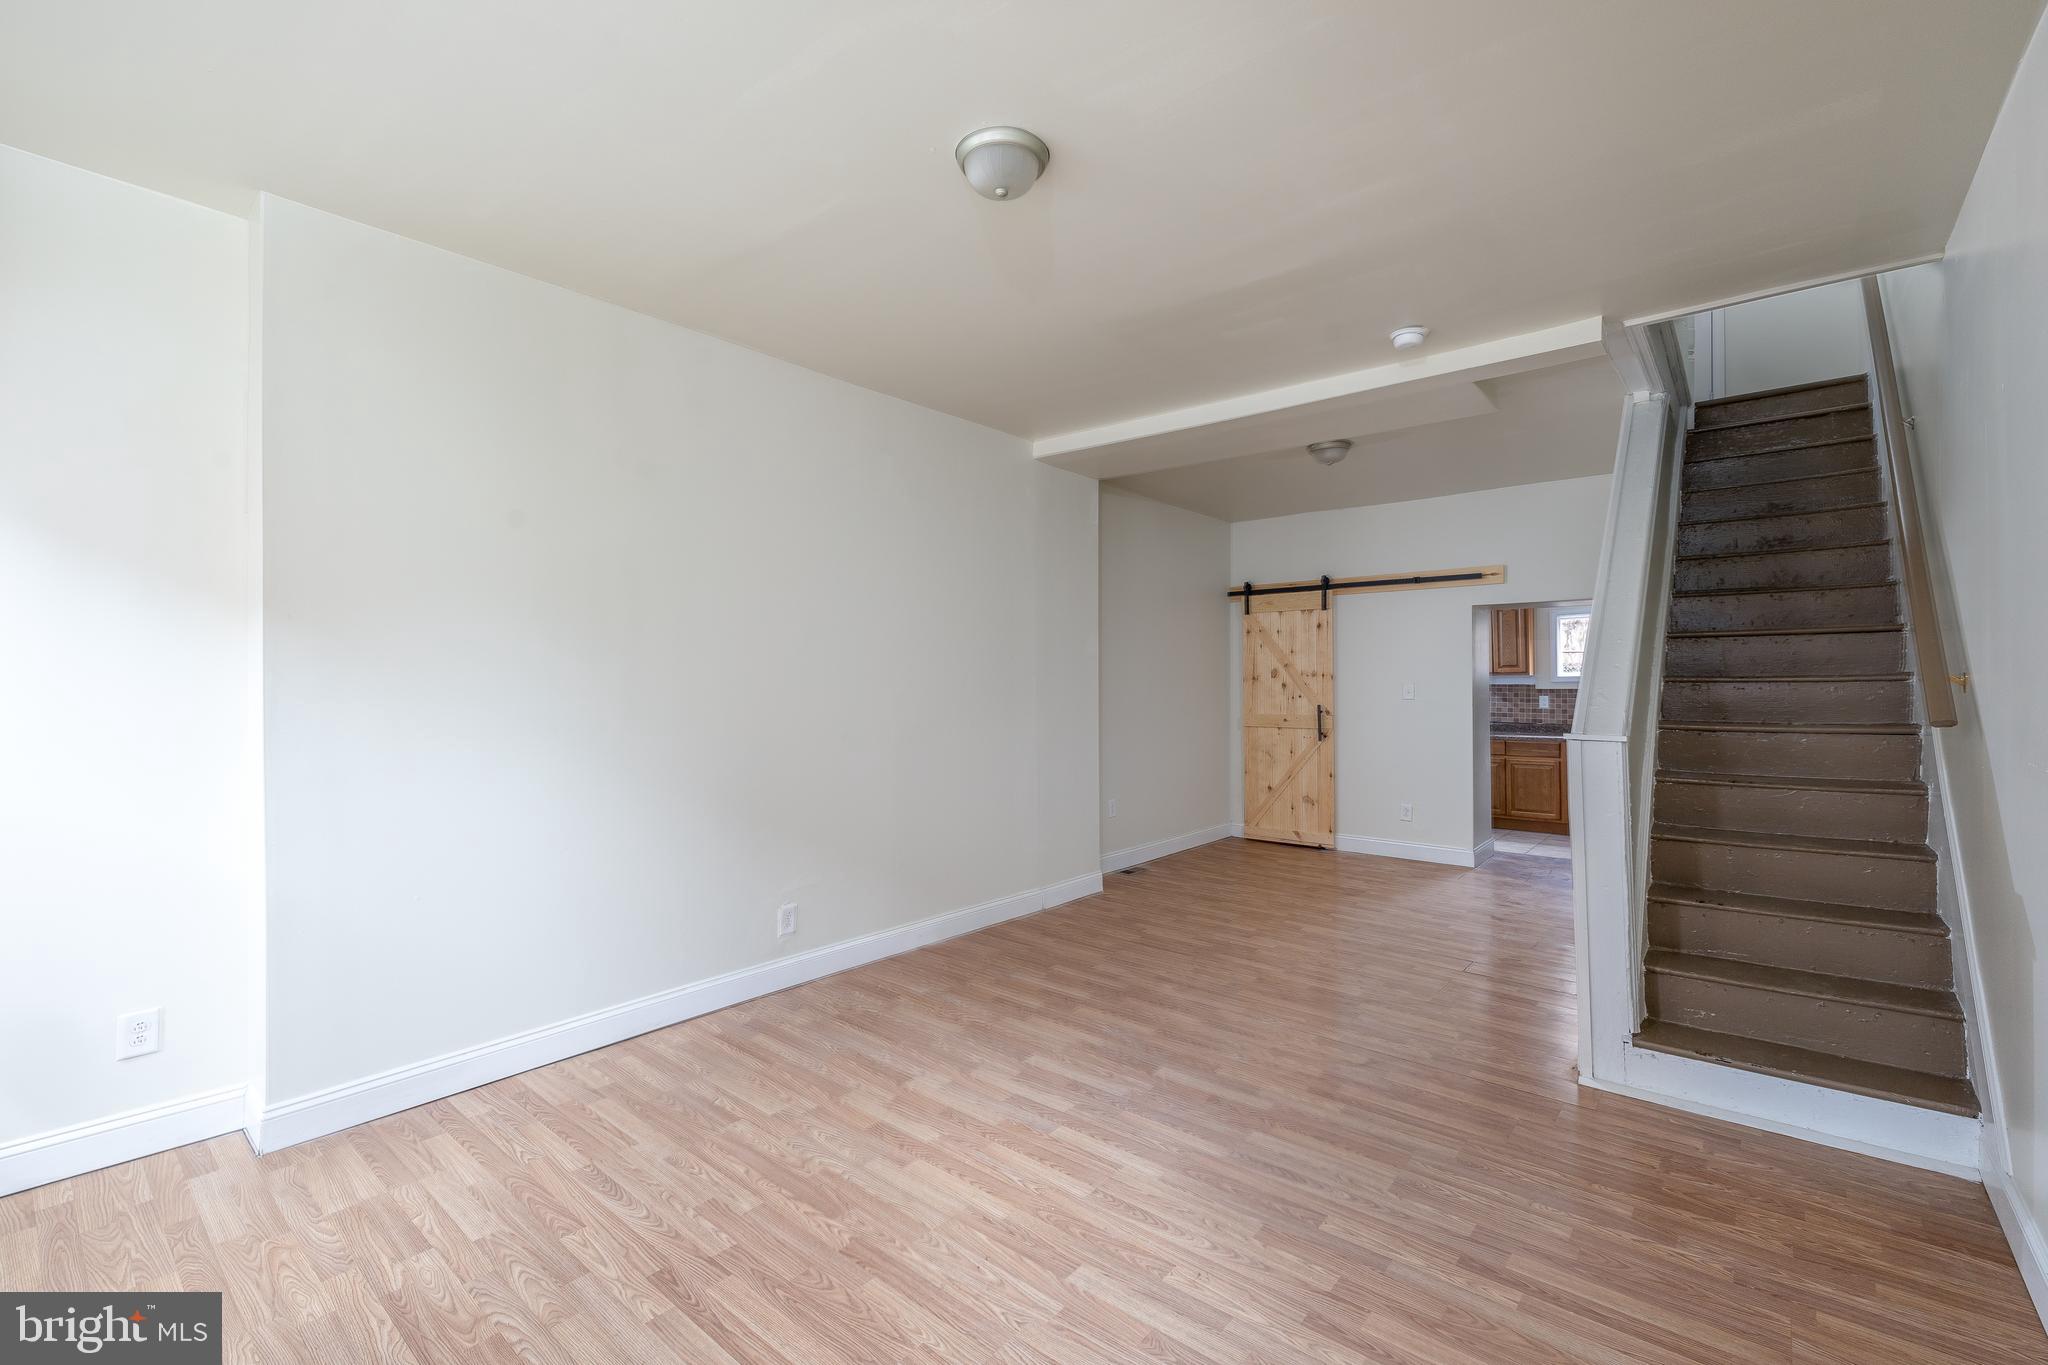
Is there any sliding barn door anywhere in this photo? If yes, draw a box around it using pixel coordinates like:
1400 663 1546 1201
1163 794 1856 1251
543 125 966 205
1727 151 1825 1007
1242 600 1335 848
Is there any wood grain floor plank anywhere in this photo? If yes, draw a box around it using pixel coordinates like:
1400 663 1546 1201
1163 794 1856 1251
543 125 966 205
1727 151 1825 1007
3 840 2041 1361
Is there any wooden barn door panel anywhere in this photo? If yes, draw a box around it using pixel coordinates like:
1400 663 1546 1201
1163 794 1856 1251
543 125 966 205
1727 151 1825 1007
1242 599 1334 848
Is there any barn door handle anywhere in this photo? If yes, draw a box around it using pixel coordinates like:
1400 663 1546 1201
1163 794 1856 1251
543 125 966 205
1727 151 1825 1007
1316 704 1326 741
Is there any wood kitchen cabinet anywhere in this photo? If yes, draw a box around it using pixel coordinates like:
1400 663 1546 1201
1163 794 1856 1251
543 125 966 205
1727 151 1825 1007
1490 607 1534 676
1492 737 1568 834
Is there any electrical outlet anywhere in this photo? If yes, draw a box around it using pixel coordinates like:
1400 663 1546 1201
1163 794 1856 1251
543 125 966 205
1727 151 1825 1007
1399 801 1414 822
776 903 798 937
1106 797 1117 817
1538 694 1552 710
1401 683 1415 700
116 1008 161 1060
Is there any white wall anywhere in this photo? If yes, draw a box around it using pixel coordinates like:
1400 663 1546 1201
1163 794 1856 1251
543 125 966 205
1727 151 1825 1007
1230 475 1611 861
0 147 254 1147
1712 279 1869 397
255 197 1099 1108
1098 488 1230 863
1881 3 2048 1303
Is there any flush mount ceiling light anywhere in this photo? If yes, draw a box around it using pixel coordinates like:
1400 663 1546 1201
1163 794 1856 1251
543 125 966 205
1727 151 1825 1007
1307 440 1352 467
955 126 1051 201
1391 325 1431 350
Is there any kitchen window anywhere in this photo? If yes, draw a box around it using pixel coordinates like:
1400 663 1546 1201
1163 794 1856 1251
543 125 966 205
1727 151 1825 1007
1554 611 1591 679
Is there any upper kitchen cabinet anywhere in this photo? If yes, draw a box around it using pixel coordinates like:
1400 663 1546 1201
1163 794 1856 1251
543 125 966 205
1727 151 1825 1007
1489 607 1534 676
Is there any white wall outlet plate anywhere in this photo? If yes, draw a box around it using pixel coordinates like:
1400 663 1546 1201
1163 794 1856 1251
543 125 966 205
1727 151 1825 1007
1399 801 1414 822
1401 683 1415 700
1539 694 1552 709
1106 797 1117 817
116 1007 161 1060
776 903 798 937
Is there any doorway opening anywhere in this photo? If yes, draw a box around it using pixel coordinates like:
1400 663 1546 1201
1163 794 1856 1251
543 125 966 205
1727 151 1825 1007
1476 599 1589 864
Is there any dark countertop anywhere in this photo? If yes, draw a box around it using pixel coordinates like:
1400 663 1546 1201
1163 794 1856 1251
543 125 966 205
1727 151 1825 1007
1490 724 1572 739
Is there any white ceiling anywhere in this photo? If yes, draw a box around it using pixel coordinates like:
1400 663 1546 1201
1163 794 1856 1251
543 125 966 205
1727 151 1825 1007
1107 358 1625 522
0 1 2036 442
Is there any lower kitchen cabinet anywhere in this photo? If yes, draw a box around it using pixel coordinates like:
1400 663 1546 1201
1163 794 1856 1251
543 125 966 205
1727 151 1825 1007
1491 737 1568 834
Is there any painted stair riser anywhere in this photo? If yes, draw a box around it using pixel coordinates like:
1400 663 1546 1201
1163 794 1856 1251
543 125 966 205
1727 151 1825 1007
1677 505 1890 557
1651 837 1935 911
1663 630 1907 678
1645 972 1966 1075
1632 1021 1979 1115
1687 407 1874 459
1672 543 1894 594
1668 584 1900 632
1695 379 1868 427
1658 678 1913 726
1655 729 1922 782
1652 780 1928 843
1681 470 1882 522
1684 440 1877 492
1649 904 1954 989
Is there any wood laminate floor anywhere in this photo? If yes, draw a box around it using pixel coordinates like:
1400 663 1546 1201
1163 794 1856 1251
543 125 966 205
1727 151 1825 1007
3 840 2041 1362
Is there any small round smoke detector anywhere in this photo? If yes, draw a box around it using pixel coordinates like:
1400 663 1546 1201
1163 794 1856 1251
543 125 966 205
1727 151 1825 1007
1391 325 1430 351
1307 440 1352 467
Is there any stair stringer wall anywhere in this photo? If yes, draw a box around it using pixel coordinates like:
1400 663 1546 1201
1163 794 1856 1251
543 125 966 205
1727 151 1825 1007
1856 298 2001 1165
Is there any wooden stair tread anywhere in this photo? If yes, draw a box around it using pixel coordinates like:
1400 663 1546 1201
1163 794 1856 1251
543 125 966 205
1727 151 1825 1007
1693 375 1866 411
1654 769 1923 795
1664 626 1904 643
1669 580 1896 600
1675 539 1892 564
1690 401 1871 434
1681 466 1879 495
1685 435 1885 464
1642 949 1961 1017
1679 500 1887 527
1684 435 1876 468
1632 1021 1978 1116
1646 882 1946 934
1651 822 1935 862
1658 720 1918 735
1662 679 1916 687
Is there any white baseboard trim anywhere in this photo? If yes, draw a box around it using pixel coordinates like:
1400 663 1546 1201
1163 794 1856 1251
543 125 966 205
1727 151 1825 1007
1102 824 1234 873
0 1086 246 1198
1985 1162 2048 1335
1042 871 1104 908
1592 1041 1981 1179
1335 834 1478 868
255 876 1092 1154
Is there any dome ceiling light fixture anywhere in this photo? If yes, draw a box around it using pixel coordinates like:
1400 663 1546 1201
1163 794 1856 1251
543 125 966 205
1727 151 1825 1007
955 126 1051 201
1307 440 1353 467
1391 325 1431 351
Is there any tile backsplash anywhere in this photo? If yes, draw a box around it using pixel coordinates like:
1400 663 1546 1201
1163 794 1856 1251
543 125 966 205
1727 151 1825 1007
1490 684 1578 729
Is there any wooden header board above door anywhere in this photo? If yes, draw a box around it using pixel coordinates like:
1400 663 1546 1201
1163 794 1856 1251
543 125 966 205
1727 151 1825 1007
1227 565 1505 611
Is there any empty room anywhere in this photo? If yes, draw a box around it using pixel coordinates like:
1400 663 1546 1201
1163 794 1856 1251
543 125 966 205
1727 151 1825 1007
5 2 2048 1360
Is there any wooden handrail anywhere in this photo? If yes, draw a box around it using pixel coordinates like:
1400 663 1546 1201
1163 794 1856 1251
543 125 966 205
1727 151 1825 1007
1860 276 1957 728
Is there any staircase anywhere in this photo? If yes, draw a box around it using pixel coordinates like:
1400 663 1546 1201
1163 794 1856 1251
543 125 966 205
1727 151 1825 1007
1633 375 1978 1117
